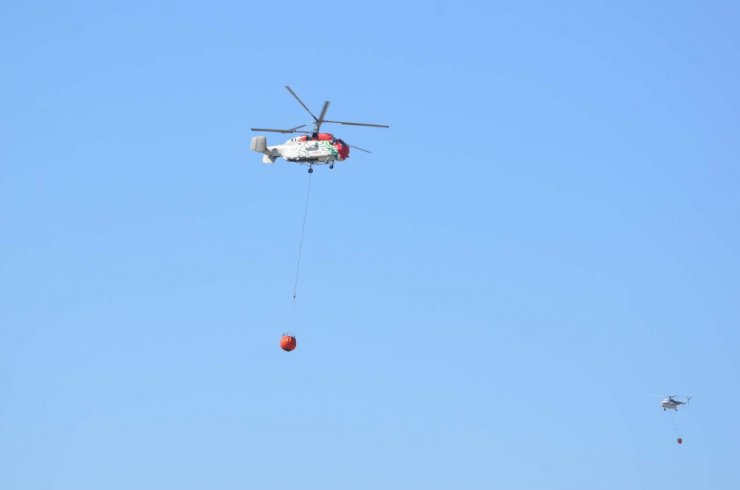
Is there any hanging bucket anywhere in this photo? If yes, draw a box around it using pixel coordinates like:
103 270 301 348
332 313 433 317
280 334 297 352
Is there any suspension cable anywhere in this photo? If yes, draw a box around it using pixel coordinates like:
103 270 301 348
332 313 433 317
292 171 313 301
669 411 681 437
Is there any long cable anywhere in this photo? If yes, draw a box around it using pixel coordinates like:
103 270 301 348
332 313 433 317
669 411 681 437
292 171 313 302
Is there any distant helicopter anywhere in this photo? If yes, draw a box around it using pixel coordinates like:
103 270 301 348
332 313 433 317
250 86 389 173
655 395 692 411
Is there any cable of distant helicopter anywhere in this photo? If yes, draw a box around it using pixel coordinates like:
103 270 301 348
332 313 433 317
292 169 313 305
669 410 681 438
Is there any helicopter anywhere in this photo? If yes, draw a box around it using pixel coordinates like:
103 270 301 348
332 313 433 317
655 395 692 411
250 86 389 173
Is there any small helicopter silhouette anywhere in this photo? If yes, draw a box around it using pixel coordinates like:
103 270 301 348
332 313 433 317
653 394 692 411
250 86 389 173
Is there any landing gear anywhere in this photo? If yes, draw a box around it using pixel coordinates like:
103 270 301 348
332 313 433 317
329 164 334 169
308 166 314 174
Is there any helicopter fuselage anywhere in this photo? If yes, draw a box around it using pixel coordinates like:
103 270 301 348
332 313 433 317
661 398 684 411
251 134 349 166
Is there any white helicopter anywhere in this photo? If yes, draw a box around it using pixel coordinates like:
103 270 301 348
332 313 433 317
250 86 389 173
654 395 692 411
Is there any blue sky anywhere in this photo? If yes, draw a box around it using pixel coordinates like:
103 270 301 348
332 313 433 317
2 1 740 488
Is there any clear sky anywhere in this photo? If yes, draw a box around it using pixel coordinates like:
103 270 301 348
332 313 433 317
2 1 740 489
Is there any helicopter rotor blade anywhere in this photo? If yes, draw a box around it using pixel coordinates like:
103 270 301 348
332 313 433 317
323 120 389 128
285 86 320 122
317 101 330 125
251 128 297 134
251 124 309 134
347 144 371 153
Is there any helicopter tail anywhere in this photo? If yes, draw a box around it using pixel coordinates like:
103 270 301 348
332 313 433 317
251 136 279 164
251 136 267 153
